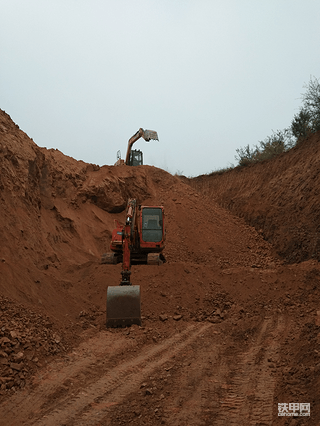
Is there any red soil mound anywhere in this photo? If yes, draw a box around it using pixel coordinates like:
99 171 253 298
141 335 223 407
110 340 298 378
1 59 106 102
0 108 277 388
1 109 320 424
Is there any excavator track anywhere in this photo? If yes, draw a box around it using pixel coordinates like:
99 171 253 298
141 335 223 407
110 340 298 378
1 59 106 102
147 253 163 265
101 252 120 265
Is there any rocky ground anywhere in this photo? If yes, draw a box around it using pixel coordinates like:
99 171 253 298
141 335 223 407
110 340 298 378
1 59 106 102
0 109 319 425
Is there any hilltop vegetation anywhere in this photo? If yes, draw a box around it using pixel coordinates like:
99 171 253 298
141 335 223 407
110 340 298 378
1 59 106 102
235 76 320 167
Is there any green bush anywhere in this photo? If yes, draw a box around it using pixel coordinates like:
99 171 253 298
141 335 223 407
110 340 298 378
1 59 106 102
256 129 294 161
301 76 320 132
235 129 294 167
291 76 320 142
235 144 256 167
235 76 320 167
291 108 313 141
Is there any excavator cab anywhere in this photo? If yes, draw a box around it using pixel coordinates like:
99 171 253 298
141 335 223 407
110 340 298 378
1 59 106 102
128 149 143 166
141 207 163 243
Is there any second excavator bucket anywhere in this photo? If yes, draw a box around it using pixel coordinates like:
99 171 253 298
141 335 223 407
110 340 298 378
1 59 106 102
106 285 141 327
142 129 158 141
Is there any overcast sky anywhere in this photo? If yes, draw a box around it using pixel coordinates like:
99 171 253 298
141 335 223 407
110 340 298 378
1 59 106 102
1 1 320 177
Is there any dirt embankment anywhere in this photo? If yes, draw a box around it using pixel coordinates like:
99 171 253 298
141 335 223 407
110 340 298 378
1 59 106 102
1 109 320 425
189 132 320 264
0 108 277 393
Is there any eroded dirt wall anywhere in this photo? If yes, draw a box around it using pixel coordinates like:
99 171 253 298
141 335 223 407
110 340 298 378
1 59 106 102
189 131 320 263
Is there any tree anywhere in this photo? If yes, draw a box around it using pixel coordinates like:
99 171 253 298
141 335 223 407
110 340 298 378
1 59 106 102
257 129 294 160
291 108 312 141
301 76 320 133
235 144 256 166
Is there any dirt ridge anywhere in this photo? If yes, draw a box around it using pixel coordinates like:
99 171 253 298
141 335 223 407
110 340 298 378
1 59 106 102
189 131 320 264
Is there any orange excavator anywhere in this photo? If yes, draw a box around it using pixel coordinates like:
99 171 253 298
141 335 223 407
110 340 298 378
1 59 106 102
115 128 159 166
101 199 165 327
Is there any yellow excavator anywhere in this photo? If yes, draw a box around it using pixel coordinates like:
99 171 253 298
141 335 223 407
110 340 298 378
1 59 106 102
115 128 159 166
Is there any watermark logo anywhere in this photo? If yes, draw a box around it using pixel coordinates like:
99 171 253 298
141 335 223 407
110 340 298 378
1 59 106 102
278 403 310 417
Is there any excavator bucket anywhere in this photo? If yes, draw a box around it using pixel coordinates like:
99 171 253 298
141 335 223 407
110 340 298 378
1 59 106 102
106 285 141 327
143 129 158 141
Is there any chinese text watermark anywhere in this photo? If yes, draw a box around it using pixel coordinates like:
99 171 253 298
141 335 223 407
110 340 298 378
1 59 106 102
278 403 310 416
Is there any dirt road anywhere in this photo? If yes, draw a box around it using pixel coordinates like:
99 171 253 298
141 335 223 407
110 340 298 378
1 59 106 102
0 313 290 426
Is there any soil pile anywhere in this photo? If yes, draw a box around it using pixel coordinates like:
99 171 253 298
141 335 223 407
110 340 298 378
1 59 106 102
0 109 320 424
0 108 277 393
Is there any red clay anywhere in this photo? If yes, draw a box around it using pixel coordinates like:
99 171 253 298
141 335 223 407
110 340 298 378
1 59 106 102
0 109 319 424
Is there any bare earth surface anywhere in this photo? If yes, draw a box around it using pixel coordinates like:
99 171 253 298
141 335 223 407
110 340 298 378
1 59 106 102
0 109 320 425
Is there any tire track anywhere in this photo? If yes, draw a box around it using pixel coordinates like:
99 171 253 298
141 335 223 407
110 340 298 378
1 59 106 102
139 316 286 426
205 316 286 425
0 316 287 426
0 323 212 426
38 323 212 426
0 331 132 426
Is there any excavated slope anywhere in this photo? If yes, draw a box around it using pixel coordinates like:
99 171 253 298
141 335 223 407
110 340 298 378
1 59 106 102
0 109 277 323
1 109 320 424
190 131 320 263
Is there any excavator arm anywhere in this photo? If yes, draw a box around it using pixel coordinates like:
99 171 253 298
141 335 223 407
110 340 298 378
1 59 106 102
125 128 159 165
120 199 136 285
106 199 141 327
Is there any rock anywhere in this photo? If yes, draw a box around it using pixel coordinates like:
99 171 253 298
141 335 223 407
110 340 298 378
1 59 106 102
54 334 61 344
286 378 300 385
13 352 24 361
26 352 34 361
159 315 168 322
10 363 23 371
145 388 153 395
208 317 219 324
173 315 182 321
0 337 12 345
